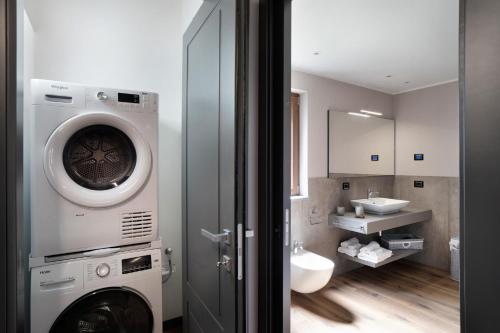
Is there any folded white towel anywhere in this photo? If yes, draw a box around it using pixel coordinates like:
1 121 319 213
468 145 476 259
338 243 363 257
338 246 357 257
358 250 393 263
340 237 360 248
367 247 392 258
360 241 381 253
358 246 393 262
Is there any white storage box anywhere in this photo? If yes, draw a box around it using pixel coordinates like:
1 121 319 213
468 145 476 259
381 234 424 250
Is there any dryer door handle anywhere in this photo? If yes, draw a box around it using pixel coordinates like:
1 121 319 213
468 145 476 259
83 248 121 258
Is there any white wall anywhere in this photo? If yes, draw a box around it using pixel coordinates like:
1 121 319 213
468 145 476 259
394 82 459 177
23 8 35 246
183 0 203 32
291 71 394 178
25 0 184 321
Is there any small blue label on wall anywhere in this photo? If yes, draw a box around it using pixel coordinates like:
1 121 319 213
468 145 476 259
414 154 424 161
371 155 379 161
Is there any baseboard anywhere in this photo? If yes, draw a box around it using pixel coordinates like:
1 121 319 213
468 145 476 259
163 316 183 329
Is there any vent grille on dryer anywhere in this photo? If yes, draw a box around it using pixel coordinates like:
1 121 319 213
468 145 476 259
121 211 153 239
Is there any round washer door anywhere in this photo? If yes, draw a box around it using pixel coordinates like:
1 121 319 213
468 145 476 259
49 288 154 333
44 112 152 208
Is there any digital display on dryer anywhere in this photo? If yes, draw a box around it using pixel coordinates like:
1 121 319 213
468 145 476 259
122 255 152 274
118 92 140 104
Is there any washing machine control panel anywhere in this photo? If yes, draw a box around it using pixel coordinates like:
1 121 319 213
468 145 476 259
96 263 111 278
122 254 152 274
86 259 118 281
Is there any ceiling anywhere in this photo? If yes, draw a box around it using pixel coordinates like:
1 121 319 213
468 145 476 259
292 0 459 94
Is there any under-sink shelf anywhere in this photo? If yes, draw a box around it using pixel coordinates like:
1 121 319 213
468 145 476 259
328 208 432 234
339 249 422 268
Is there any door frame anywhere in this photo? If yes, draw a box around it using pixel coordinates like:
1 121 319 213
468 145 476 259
1 0 25 331
258 1 500 333
181 0 248 332
257 0 291 332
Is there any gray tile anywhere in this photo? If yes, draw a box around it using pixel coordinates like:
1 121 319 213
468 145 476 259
291 175 458 274
448 177 460 239
394 176 456 270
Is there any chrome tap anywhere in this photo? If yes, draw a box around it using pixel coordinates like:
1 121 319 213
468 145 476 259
293 240 304 254
368 187 380 199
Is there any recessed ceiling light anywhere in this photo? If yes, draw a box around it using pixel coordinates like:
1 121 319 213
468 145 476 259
348 112 370 118
313 51 320 56
360 109 383 116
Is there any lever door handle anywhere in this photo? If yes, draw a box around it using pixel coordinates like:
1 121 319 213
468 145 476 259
201 228 231 246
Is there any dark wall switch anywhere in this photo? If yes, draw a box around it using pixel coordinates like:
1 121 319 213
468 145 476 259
414 180 424 188
342 182 350 190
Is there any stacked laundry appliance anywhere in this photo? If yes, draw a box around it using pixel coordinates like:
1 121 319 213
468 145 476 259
28 79 162 333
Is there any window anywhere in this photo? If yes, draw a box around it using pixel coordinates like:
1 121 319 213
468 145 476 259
291 93 300 196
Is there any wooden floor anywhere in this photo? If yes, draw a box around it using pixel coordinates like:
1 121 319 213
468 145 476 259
291 260 460 333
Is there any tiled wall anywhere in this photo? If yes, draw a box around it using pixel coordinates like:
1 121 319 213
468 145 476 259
291 176 394 275
291 175 460 274
393 176 459 270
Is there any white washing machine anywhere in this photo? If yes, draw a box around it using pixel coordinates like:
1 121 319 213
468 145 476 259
31 247 163 333
29 79 158 257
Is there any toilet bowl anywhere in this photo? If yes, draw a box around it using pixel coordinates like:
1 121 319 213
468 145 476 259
291 249 335 293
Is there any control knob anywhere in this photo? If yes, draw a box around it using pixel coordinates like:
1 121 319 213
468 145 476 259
96 263 111 278
96 91 109 101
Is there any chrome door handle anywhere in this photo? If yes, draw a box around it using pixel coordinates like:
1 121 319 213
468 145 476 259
201 228 231 246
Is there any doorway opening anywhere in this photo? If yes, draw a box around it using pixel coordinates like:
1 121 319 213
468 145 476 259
289 1 460 332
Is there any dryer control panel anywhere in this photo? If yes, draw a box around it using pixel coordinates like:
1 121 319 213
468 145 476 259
86 87 158 112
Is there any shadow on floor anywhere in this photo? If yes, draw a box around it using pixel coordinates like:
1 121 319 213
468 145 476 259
292 290 355 324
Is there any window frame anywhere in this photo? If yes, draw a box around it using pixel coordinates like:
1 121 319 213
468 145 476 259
290 92 300 196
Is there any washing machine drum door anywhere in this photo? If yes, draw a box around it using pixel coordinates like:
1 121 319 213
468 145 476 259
50 288 154 333
44 113 152 208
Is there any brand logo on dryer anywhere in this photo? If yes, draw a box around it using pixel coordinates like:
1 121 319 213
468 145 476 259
50 84 69 90
40 270 51 275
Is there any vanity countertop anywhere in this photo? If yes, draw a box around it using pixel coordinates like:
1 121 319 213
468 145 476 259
328 208 432 234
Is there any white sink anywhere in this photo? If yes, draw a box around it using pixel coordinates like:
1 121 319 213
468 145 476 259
351 198 410 215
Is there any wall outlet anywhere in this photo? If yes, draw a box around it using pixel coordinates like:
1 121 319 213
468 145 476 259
414 180 424 188
309 206 322 225
342 182 350 190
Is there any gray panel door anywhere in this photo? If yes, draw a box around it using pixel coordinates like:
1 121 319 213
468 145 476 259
462 0 500 331
182 0 240 332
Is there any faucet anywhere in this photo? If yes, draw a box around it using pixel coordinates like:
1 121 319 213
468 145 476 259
293 240 304 254
368 187 380 199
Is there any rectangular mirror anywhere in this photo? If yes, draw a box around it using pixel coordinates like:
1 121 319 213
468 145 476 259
328 110 394 177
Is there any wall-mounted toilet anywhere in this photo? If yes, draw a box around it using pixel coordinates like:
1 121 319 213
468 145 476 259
291 243 335 293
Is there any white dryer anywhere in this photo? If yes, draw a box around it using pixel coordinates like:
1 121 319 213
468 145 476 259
30 79 158 257
31 248 162 333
